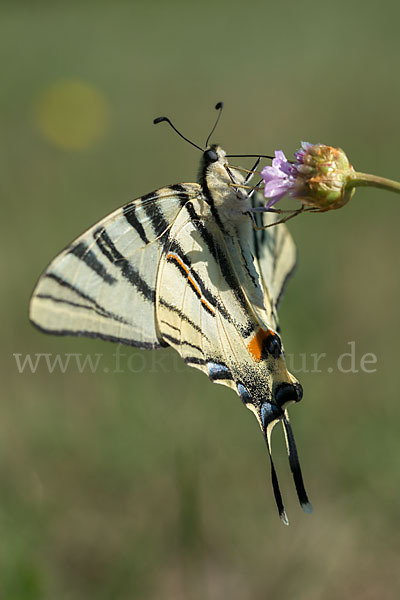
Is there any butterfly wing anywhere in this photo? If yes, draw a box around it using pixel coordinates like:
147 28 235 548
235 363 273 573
29 184 202 348
156 205 240 389
29 146 306 523
155 193 296 398
250 201 297 330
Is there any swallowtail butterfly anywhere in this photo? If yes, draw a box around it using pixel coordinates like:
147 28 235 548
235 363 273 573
29 106 312 524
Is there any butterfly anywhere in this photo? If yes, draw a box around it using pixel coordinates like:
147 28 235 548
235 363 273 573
29 105 312 524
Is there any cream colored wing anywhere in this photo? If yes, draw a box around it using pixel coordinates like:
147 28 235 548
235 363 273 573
29 184 201 348
250 200 297 330
155 193 291 401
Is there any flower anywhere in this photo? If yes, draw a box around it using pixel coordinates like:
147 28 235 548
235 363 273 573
258 141 400 216
260 151 296 208
261 142 356 211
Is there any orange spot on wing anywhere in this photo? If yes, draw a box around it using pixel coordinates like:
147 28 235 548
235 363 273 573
248 328 272 362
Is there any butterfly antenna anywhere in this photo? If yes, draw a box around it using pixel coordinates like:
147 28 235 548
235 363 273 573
205 101 224 148
226 154 275 160
282 413 313 514
153 116 203 152
264 427 289 525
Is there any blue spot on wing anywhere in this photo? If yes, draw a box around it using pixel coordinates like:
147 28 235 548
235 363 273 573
237 383 251 404
207 362 232 382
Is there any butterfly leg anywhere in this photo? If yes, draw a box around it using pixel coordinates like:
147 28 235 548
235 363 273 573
250 205 305 230
227 159 262 184
251 207 303 214
244 158 261 184
304 206 333 213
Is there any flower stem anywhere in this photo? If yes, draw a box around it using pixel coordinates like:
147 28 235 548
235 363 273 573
348 171 400 194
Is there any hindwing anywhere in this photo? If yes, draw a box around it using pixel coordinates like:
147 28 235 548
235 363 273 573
156 191 297 401
250 200 297 330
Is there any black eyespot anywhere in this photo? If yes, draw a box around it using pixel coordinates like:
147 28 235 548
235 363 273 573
275 382 303 407
262 333 282 359
204 149 218 163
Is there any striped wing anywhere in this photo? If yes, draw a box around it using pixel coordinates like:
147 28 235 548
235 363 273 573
250 201 297 330
29 184 202 348
156 213 251 390
155 192 296 398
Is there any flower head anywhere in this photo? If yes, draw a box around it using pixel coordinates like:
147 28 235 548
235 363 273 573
261 142 356 211
260 151 296 208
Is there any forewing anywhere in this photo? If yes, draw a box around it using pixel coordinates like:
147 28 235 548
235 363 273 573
29 184 201 348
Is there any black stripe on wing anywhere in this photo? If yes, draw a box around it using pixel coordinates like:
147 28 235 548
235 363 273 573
184 356 207 366
34 293 131 325
123 202 150 245
162 333 203 353
165 251 216 318
236 235 258 288
160 320 180 333
166 190 255 337
158 298 210 342
32 277 165 347
180 197 254 327
42 273 129 323
31 321 164 349
69 242 117 285
140 191 170 240
167 239 226 313
93 227 155 302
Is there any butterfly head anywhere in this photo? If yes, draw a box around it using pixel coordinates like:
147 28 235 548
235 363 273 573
201 144 229 179
153 107 250 206
200 144 249 207
203 145 220 165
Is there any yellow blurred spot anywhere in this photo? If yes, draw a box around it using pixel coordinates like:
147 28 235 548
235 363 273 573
34 80 109 150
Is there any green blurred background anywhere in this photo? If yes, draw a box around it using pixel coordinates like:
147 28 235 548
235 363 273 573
2 0 400 598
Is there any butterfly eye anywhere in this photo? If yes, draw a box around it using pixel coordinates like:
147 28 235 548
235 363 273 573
263 333 282 358
204 149 219 163
274 382 303 408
